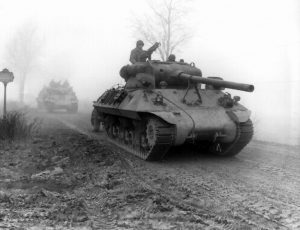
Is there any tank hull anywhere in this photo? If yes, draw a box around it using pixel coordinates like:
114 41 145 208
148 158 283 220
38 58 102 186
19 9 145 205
93 87 253 160
94 89 250 141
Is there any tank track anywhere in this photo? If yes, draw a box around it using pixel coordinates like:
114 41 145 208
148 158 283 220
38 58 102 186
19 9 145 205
104 115 175 161
211 119 253 156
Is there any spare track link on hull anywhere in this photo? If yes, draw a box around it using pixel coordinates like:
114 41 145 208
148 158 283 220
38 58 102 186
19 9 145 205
104 115 175 161
212 119 253 156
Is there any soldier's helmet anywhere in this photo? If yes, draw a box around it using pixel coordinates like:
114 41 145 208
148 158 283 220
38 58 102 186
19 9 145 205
136 40 144 47
168 54 176 62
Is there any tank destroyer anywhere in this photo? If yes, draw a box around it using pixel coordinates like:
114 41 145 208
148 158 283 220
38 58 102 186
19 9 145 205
37 80 78 113
92 61 254 160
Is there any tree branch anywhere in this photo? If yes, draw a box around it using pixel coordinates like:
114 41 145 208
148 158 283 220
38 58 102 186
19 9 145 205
131 0 193 61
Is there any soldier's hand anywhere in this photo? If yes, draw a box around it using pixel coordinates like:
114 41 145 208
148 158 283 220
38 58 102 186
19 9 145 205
154 42 160 48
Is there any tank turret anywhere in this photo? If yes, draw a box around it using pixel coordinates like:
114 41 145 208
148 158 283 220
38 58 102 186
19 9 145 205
93 61 254 161
120 61 254 92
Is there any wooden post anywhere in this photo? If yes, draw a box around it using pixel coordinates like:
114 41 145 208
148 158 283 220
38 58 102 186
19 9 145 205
3 83 7 118
0 69 14 118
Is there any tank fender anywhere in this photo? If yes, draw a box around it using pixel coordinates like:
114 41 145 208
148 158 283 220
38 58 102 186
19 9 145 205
151 111 193 145
227 110 251 123
221 110 251 143
146 110 250 145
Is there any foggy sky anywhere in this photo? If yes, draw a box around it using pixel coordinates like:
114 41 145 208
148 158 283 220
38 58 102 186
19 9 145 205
0 0 299 145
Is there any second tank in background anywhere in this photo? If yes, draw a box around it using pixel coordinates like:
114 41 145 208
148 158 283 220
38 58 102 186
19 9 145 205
37 80 78 113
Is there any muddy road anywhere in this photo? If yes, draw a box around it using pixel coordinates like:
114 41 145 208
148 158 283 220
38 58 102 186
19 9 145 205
1 111 299 229
54 111 300 229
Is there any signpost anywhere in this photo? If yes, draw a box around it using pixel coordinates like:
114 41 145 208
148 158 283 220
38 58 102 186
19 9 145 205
0 69 14 118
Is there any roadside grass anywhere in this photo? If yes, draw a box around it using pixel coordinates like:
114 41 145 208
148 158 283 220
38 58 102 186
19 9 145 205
0 111 41 141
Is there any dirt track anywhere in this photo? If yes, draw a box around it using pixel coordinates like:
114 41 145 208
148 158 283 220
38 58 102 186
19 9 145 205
1 111 300 229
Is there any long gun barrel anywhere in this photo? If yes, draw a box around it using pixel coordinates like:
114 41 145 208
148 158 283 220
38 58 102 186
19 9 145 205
177 72 254 92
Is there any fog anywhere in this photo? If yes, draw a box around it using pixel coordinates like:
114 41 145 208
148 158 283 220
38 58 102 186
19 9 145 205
0 0 299 145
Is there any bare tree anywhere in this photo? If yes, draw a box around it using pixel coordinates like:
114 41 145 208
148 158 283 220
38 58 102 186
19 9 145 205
5 23 43 103
132 0 193 61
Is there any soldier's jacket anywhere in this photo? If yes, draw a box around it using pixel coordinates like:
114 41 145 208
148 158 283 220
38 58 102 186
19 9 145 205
130 47 147 64
129 42 160 64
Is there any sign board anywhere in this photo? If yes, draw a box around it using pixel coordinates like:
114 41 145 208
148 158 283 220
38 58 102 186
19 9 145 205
0 68 14 84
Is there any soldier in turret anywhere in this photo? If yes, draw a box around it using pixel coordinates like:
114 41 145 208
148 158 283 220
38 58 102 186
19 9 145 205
130 40 160 64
